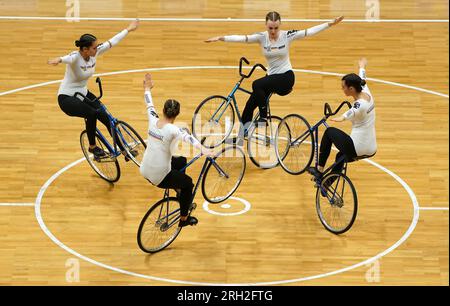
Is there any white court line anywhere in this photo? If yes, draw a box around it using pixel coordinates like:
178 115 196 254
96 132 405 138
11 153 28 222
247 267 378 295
419 207 449 211
0 16 448 23
0 64 440 285
0 66 448 99
0 203 35 207
33 150 420 285
28 66 429 286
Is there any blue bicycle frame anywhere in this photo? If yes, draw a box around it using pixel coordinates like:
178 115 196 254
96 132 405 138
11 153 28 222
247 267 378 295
210 79 252 125
209 57 268 133
75 79 142 159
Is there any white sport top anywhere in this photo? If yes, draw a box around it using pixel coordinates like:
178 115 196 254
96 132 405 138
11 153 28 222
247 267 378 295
224 23 330 75
343 68 377 157
57 29 129 98
140 90 202 185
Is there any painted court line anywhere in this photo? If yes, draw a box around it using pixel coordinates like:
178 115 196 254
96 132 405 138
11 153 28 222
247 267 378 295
0 16 448 23
0 65 443 285
28 66 426 286
419 207 449 211
33 148 420 285
0 203 35 207
0 66 448 99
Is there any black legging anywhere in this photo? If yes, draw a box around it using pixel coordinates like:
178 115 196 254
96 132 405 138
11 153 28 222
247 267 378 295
241 70 295 129
319 127 357 174
157 156 194 217
58 91 123 150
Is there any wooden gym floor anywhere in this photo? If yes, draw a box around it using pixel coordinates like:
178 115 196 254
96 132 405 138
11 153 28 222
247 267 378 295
0 0 448 285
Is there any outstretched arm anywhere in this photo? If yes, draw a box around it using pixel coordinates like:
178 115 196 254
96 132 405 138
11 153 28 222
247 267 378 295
175 128 214 156
205 33 263 43
47 57 62 66
96 19 139 56
287 16 344 41
47 52 77 66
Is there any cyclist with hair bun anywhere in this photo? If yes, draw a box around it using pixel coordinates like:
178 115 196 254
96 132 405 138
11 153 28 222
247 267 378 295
206 12 344 141
309 58 377 180
140 73 213 228
48 20 139 158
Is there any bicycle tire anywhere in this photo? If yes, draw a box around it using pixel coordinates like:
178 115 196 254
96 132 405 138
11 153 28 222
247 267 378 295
80 130 121 183
137 197 182 253
316 172 358 234
192 95 235 148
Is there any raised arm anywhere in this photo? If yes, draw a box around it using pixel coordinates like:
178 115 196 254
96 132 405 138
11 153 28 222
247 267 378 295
358 57 372 99
287 16 344 42
96 19 139 56
332 58 371 122
143 73 159 125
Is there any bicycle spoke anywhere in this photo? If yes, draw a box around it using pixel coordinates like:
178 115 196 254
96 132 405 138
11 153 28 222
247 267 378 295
137 198 182 253
276 114 313 175
316 173 357 234
202 146 246 203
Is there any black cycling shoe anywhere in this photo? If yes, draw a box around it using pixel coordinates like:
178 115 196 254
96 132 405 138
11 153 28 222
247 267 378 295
124 150 138 162
179 216 198 228
89 146 107 160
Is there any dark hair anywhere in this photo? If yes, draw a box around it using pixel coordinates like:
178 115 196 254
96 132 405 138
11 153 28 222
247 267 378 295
342 73 367 92
265 11 281 23
163 99 180 118
75 33 97 50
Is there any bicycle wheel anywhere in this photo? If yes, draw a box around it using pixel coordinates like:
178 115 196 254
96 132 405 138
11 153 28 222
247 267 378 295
137 197 182 253
202 145 246 203
316 172 358 234
192 95 235 148
275 114 314 175
80 130 120 183
115 120 147 167
247 115 283 169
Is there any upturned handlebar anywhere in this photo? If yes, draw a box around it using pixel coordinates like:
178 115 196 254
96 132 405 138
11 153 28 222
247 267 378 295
324 101 352 118
74 76 103 103
96 77 103 100
239 57 267 79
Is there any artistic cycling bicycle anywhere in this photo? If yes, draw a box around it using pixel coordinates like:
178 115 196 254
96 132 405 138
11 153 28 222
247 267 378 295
192 57 288 169
137 144 246 253
75 77 147 183
275 101 374 234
